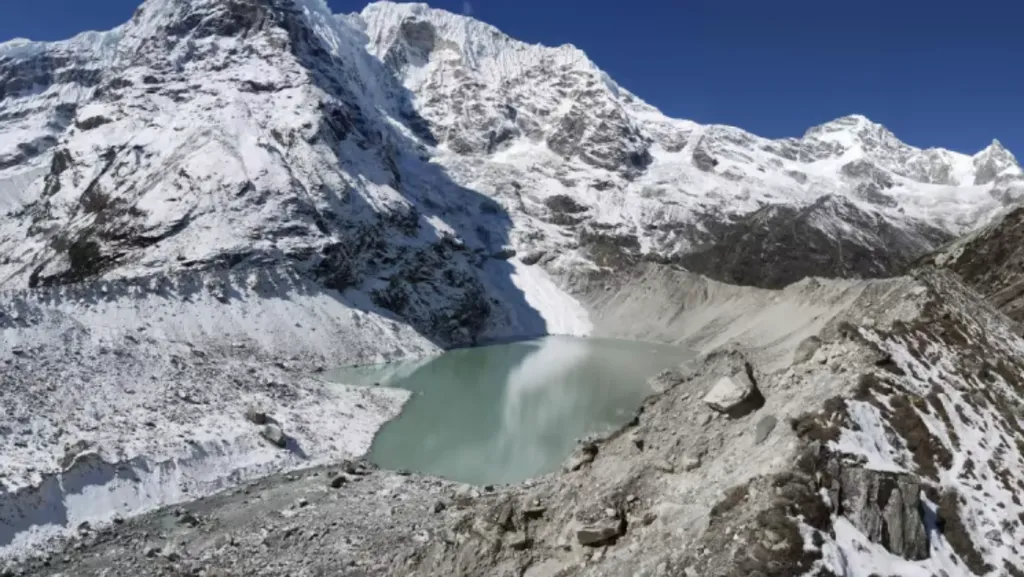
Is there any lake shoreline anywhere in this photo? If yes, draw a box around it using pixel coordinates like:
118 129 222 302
329 335 693 485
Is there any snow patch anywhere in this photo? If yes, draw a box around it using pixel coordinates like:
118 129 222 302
482 259 591 338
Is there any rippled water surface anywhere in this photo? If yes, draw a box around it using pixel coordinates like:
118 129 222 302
329 336 692 485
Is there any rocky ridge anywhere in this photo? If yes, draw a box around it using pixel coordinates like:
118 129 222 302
919 204 1024 324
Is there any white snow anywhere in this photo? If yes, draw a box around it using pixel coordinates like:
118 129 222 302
832 400 907 473
481 259 592 339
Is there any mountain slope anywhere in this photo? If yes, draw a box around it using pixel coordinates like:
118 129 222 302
919 204 1024 323
0 0 588 347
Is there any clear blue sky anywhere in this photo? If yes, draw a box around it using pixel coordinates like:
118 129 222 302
2 0 1021 156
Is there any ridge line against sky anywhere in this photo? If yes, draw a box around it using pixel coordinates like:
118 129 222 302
0 0 1021 156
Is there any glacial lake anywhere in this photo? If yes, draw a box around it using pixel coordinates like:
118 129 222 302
328 336 692 485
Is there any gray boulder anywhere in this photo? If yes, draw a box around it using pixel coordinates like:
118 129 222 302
754 415 777 444
703 373 752 411
703 368 763 417
505 531 531 550
681 455 701 471
576 517 625 547
649 368 685 393
261 424 287 448
563 441 598 472
245 407 268 425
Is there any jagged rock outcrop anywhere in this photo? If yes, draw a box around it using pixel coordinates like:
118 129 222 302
826 458 930 560
973 139 1020 185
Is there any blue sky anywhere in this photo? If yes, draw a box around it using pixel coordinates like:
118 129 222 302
1 0 1021 156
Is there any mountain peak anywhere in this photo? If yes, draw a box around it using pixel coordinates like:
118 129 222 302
803 114 887 139
973 137 1021 185
127 0 335 41
978 138 1009 155
798 114 910 167
130 0 274 35
833 113 875 125
975 138 1016 161
358 0 600 81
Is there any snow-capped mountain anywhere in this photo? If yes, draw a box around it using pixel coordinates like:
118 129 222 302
0 0 1021 333
354 2 1024 286
5 3 1024 573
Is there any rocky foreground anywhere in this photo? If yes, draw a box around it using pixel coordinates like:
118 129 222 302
5 265 1023 577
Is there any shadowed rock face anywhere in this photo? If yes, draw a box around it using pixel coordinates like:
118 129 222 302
0 0 536 349
676 195 951 289
0 50 101 171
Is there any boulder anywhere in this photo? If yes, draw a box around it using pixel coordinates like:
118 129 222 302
681 455 701 471
563 441 598 472
754 415 778 444
524 559 570 577
651 458 675 474
245 407 268 425
484 497 516 532
703 369 763 417
505 531 531 550
576 517 626 546
649 368 685 393
261 424 287 448
520 250 546 266
176 511 201 527
523 503 547 519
